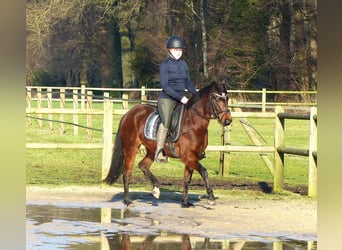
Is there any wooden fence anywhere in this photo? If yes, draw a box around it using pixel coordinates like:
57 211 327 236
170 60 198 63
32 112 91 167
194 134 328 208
26 85 317 111
205 107 317 197
275 106 317 197
26 86 317 197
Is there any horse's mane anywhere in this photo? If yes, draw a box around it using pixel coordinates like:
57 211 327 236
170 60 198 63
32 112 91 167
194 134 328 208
186 84 211 109
187 81 229 110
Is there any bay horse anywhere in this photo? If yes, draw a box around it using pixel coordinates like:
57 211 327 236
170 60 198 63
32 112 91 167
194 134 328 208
104 81 232 207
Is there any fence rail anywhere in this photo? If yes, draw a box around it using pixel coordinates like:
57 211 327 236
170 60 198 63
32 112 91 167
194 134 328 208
26 86 317 111
26 87 317 197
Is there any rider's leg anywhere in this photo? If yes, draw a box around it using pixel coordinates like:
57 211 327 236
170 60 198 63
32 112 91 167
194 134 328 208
155 98 176 162
155 123 168 162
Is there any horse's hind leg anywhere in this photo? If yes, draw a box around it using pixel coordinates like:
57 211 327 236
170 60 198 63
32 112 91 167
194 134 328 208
122 146 139 206
123 169 132 206
138 150 161 199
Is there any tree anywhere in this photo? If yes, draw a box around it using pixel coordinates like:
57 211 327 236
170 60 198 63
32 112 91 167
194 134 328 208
26 0 118 87
203 0 270 89
26 0 317 93
266 0 317 93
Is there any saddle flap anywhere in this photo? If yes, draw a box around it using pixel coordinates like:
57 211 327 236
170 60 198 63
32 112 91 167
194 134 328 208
166 103 184 142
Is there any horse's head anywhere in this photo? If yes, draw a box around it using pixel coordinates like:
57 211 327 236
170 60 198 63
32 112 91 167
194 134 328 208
209 81 232 126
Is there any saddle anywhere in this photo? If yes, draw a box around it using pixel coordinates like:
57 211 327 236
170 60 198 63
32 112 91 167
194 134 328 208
144 103 185 143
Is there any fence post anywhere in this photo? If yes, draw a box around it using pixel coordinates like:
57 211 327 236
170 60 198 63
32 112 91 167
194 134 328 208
47 88 53 130
73 89 79 136
81 84 86 109
37 87 43 128
26 87 32 125
122 93 129 109
141 86 147 103
219 125 231 176
274 106 285 192
59 88 65 134
308 107 317 197
102 92 113 180
262 88 266 113
86 90 93 139
273 242 283 250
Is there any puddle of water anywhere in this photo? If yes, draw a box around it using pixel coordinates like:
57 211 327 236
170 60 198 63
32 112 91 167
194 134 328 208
26 204 317 250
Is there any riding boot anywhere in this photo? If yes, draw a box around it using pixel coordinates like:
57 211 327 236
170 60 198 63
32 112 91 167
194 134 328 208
155 123 168 162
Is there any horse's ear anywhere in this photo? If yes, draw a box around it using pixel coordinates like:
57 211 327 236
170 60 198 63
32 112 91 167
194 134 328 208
217 76 231 90
210 81 217 88
218 79 229 91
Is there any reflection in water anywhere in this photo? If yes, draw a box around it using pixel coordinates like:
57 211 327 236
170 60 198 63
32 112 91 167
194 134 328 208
105 234 206 250
26 204 317 250
103 234 315 250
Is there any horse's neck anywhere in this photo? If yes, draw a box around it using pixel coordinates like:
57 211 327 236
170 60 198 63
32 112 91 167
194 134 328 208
187 97 211 125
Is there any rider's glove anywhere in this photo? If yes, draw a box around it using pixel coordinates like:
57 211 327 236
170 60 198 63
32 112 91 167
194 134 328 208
180 96 189 104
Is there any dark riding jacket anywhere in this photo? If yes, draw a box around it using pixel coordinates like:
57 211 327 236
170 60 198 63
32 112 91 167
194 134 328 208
159 57 196 101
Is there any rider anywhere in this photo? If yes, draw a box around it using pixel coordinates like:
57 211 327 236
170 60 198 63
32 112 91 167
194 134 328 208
155 35 197 162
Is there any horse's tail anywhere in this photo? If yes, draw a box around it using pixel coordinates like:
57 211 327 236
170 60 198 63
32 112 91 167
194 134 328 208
103 124 125 185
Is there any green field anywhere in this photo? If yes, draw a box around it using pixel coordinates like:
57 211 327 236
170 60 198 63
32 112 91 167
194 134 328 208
26 101 311 196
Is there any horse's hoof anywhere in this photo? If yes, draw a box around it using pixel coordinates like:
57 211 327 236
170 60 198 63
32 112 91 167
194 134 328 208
207 199 216 206
181 201 194 208
152 186 160 199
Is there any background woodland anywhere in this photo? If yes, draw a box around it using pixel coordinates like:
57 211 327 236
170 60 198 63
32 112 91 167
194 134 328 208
26 0 317 92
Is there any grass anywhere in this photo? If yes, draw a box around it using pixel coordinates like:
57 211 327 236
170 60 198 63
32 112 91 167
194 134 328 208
26 102 312 194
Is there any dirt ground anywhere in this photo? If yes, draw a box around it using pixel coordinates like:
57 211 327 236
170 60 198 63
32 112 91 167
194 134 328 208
26 185 317 241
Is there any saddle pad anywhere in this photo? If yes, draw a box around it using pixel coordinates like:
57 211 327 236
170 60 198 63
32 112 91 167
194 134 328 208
144 111 160 141
143 104 184 142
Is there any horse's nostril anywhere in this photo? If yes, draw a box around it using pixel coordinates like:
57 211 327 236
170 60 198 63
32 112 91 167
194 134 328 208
224 119 231 126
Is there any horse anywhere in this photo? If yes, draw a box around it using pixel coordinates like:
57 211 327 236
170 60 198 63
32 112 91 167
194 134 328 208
103 81 232 207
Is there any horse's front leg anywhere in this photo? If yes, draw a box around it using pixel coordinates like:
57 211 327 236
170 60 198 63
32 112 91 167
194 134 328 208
198 163 216 205
182 166 194 208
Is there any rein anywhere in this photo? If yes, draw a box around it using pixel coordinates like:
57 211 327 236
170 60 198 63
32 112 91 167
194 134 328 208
190 93 229 121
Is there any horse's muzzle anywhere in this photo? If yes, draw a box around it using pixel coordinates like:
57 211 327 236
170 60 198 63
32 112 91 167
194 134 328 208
220 111 232 126
223 118 232 126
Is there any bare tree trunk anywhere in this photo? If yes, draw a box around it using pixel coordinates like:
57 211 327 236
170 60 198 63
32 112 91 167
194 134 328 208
309 36 317 91
66 69 73 87
79 35 89 87
305 0 317 91
80 60 88 87
115 1 142 90
187 0 208 79
97 22 114 88
119 25 133 89
200 0 208 79
280 0 294 91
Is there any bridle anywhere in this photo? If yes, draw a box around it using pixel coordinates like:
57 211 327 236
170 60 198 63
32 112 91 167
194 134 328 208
190 90 231 123
209 92 231 121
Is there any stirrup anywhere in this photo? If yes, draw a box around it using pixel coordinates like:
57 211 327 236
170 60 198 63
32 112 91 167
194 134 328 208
155 149 168 163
